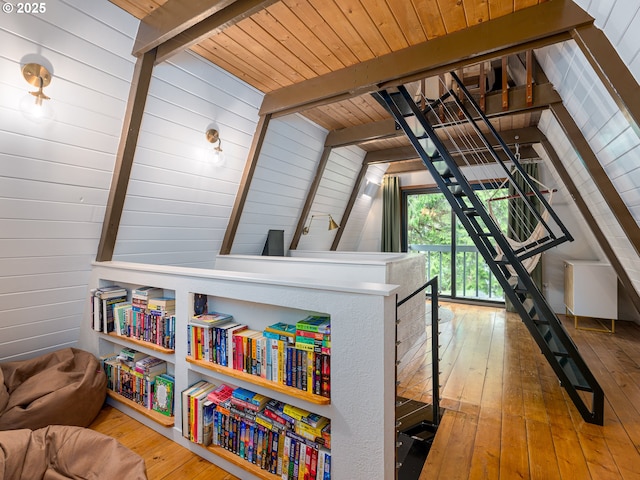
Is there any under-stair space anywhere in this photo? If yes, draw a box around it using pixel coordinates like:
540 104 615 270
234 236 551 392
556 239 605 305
375 72 604 426
395 278 441 479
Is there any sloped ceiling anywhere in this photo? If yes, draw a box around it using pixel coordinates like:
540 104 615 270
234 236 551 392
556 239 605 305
109 0 591 152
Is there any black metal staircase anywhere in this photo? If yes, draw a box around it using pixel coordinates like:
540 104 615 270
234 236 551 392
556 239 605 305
375 74 604 425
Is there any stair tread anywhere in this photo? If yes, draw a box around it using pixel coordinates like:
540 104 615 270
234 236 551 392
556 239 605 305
377 83 602 424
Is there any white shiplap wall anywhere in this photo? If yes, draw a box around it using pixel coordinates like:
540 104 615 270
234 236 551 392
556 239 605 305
113 50 262 267
536 37 640 305
232 114 328 254
532 139 602 312
297 144 364 251
340 161 387 251
0 0 265 361
0 0 137 361
573 0 640 86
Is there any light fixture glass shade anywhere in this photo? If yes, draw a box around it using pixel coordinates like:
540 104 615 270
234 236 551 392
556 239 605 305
211 145 225 165
206 128 225 165
19 92 53 123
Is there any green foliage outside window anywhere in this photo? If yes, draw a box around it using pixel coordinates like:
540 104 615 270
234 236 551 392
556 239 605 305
407 188 509 301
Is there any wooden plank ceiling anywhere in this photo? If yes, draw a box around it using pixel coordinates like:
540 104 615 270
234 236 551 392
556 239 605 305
110 0 552 160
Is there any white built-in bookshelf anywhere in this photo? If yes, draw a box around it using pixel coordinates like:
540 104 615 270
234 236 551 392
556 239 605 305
79 261 398 480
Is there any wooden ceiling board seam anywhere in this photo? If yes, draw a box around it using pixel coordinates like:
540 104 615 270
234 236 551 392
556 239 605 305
110 0 164 19
360 0 411 51
211 30 296 89
332 0 394 57
254 6 334 75
306 0 375 62
463 0 491 26
232 16 319 81
154 0 281 64
302 110 343 131
270 2 347 72
191 44 275 92
350 96 388 123
337 99 373 126
260 0 589 116
349 99 383 124
322 102 362 127
192 37 284 92
436 0 470 34
487 0 514 18
383 0 428 46
281 0 358 67
410 0 448 40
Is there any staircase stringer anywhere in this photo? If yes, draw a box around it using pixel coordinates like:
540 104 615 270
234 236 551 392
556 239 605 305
376 85 604 425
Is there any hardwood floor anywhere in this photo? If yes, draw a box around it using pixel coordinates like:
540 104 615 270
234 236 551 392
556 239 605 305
90 302 640 479
89 406 239 480
411 302 640 480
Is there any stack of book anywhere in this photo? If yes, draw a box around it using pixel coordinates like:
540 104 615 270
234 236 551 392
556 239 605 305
188 311 247 366
295 316 331 398
146 296 176 349
90 285 128 333
181 382 331 479
101 348 173 415
108 286 175 350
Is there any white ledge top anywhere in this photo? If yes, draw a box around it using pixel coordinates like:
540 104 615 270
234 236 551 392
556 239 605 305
92 261 400 296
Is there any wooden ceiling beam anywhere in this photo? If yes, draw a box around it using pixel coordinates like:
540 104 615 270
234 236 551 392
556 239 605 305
220 113 272 254
289 146 333 251
365 129 541 164
325 83 558 148
153 0 279 64
96 49 157 261
330 163 369 251
380 145 539 174
260 0 592 117
133 0 235 56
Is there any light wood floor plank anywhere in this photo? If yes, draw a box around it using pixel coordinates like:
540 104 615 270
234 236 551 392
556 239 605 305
419 303 640 480
90 405 239 480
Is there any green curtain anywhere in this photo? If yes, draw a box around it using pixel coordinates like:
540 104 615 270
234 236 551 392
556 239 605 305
382 175 401 252
506 162 542 312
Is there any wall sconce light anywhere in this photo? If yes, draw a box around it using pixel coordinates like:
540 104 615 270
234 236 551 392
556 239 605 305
20 63 53 122
302 214 340 235
206 128 225 165
363 179 380 198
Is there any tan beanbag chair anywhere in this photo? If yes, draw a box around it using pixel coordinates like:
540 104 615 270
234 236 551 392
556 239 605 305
0 425 147 479
0 348 107 430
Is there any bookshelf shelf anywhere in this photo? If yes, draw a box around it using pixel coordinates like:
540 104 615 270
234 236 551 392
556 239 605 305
205 445 280 480
186 356 331 405
106 332 175 354
83 261 398 479
106 390 174 427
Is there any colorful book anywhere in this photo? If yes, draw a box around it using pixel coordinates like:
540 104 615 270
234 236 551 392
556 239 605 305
153 373 175 416
191 311 234 327
207 384 234 404
296 316 330 335
264 322 296 339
